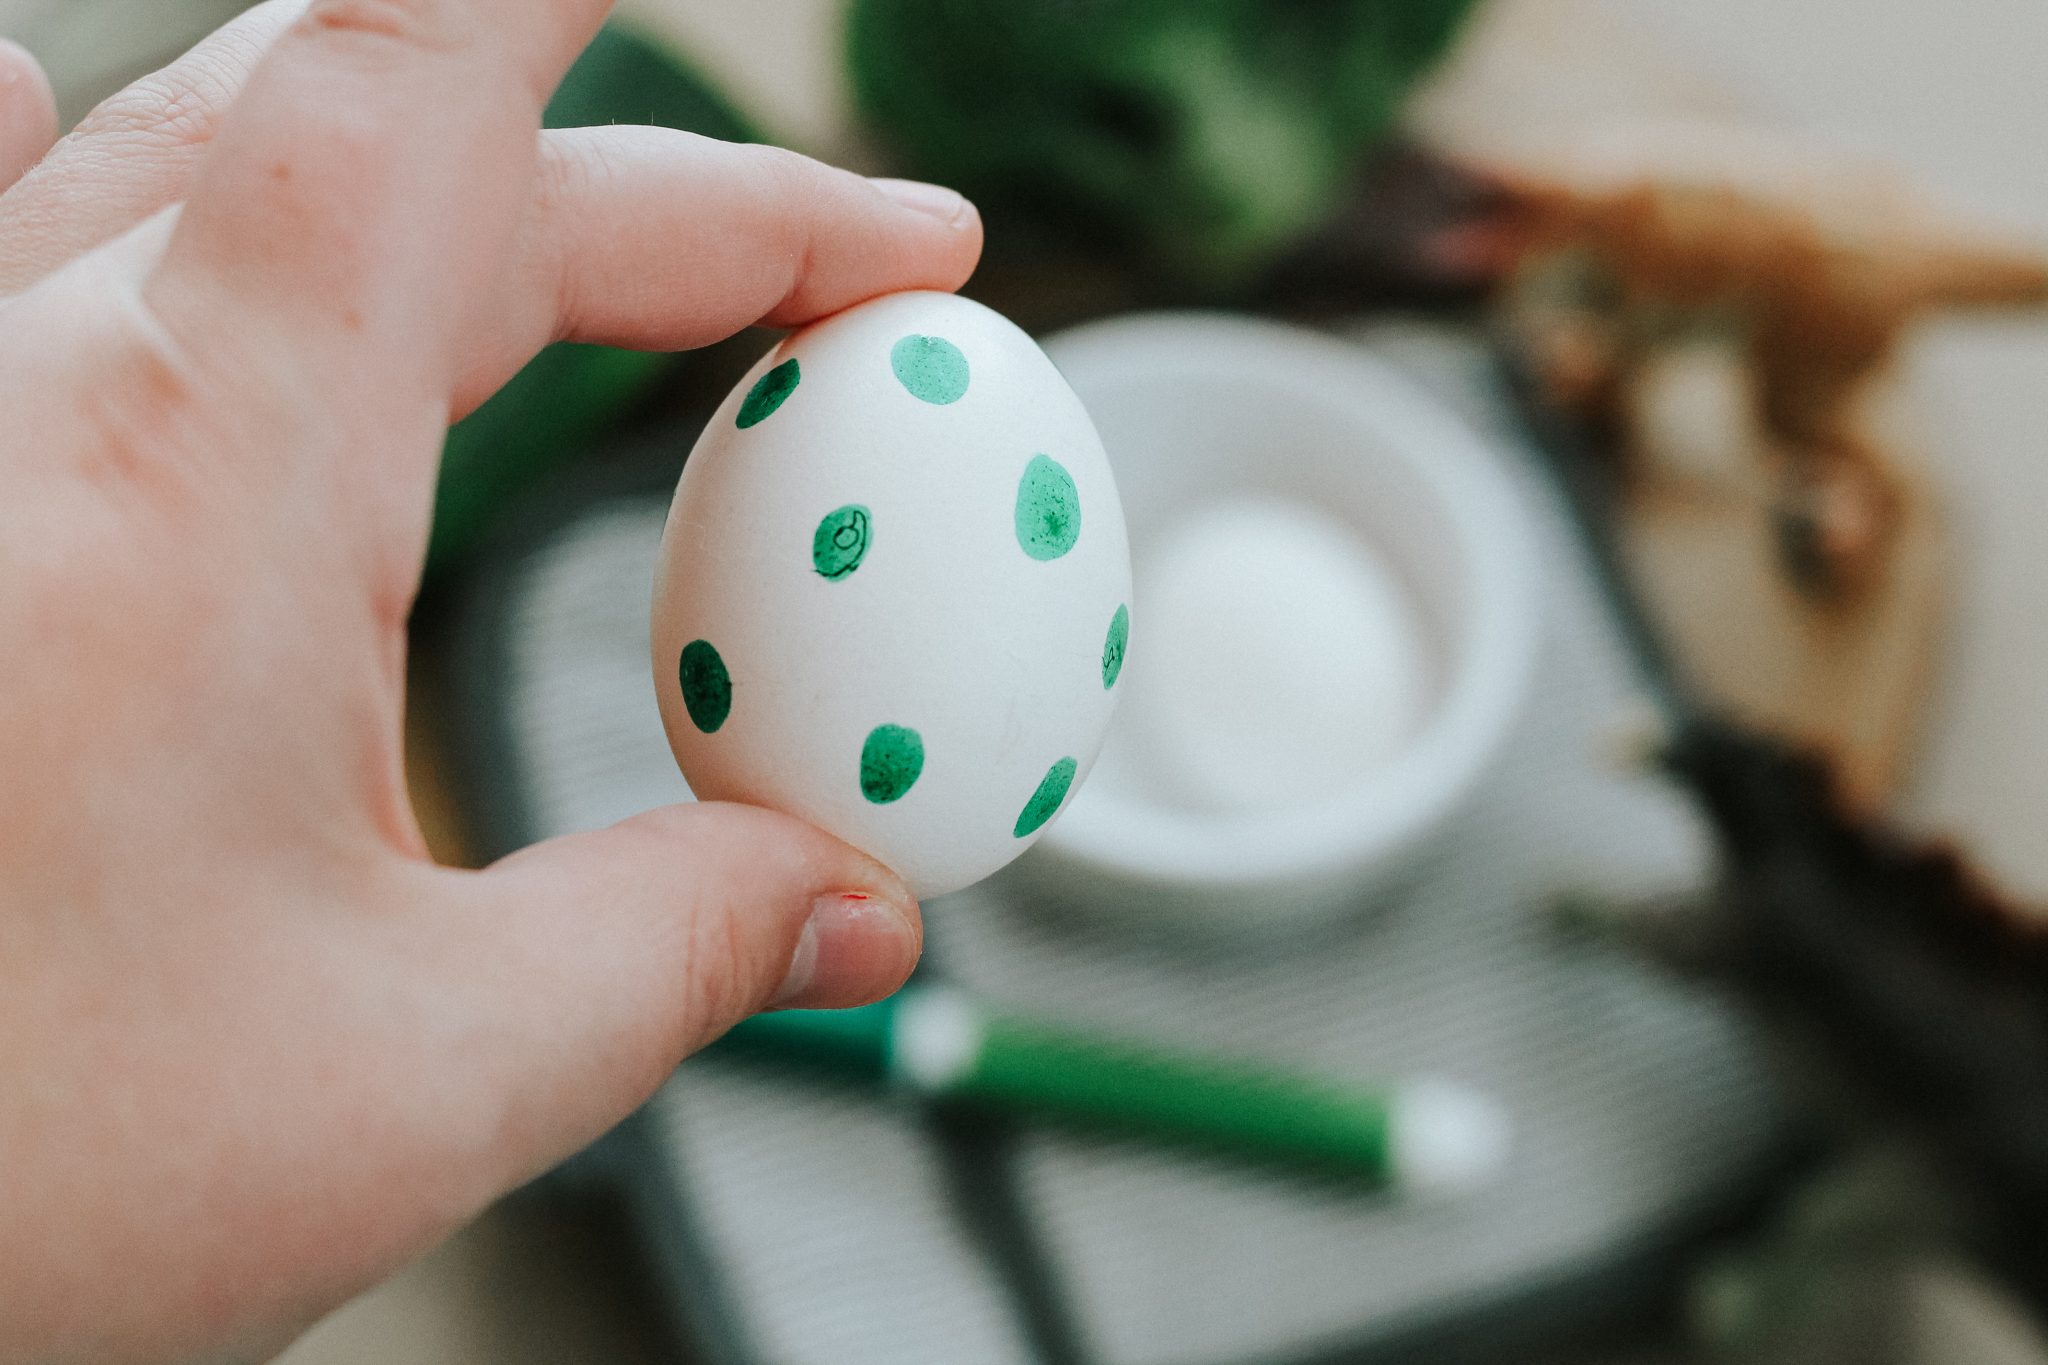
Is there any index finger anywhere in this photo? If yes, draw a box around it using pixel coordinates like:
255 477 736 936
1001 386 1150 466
147 0 610 416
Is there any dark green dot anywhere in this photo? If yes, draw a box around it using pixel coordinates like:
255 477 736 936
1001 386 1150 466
890 334 969 404
1102 604 1129 689
1015 454 1081 560
1014 756 1078 838
860 724 925 804
812 504 872 580
736 357 800 428
678 640 732 734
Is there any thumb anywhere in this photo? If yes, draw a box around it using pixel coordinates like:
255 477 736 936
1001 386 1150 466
425 801 921 1183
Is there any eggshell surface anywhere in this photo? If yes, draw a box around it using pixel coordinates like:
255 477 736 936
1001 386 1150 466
651 291 1132 898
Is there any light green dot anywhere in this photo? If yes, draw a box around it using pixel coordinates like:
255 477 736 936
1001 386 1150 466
860 724 925 804
1014 756 1078 837
678 640 731 734
890 334 969 404
737 358 800 428
1102 604 1129 689
1015 454 1081 560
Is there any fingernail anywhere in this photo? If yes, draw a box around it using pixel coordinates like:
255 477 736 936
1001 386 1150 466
768 889 921 1010
870 177 972 228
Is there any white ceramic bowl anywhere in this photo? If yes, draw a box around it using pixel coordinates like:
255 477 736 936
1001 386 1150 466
1009 313 1544 931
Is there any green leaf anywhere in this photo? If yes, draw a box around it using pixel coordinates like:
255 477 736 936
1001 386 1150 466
846 0 1484 286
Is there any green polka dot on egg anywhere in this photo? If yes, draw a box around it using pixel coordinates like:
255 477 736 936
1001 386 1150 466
860 724 925 804
812 504 872 580
891 334 969 404
678 639 732 733
736 358 800 428
1015 454 1080 560
1102 604 1129 689
1014 756 1078 838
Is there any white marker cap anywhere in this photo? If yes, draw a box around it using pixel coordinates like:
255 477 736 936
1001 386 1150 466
1390 1079 1514 1198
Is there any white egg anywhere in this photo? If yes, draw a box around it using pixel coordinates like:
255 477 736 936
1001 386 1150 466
651 291 1133 898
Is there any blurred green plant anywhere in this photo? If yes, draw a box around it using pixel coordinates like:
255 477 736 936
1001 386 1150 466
846 0 1481 290
429 24 759 576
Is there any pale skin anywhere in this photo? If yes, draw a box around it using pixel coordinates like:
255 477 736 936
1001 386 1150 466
0 3 983 1360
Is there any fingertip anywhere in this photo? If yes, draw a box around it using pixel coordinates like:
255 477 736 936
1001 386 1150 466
935 188 985 285
512 131 986 364
863 174 983 290
756 164 983 327
0 38 59 190
766 887 924 1012
868 177 973 229
468 799 921 1042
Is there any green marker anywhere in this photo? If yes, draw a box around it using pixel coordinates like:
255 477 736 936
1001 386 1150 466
712 986 1511 1195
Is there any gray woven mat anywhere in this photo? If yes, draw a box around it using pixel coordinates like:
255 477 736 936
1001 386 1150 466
484 323 1786 1365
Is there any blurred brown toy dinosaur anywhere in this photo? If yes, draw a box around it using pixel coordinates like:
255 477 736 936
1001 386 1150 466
1455 121 2048 602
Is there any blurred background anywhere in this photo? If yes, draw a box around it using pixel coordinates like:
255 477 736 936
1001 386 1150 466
5 1 2046 1362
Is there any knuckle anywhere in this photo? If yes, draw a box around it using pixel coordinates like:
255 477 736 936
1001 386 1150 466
685 904 758 1029
74 71 222 152
532 138 621 329
66 2 312 154
363 542 422 637
742 145 842 300
70 308 209 510
90 292 202 430
71 15 280 153
535 133 622 215
749 143 836 213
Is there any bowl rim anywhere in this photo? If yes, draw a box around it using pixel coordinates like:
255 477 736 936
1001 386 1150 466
1035 312 1544 889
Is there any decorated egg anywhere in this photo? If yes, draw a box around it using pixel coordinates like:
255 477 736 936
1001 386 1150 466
651 291 1132 898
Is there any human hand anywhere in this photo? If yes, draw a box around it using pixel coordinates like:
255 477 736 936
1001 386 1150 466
0 4 978 1360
